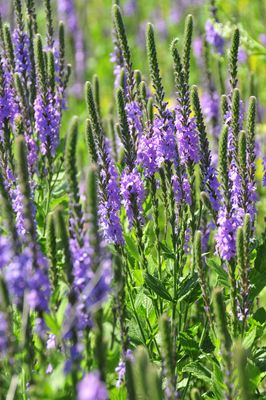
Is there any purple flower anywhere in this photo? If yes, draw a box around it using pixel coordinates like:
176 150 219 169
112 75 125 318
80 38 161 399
34 90 61 157
125 101 143 135
47 334 56 349
77 370 108 400
115 349 134 388
154 116 179 168
201 91 219 125
123 0 137 17
175 114 199 165
193 37 203 58
0 236 13 270
0 311 8 358
120 167 145 230
238 49 247 64
172 174 191 206
46 363 53 374
215 206 244 261
4 247 50 312
259 33 266 46
137 132 158 176
98 157 124 246
69 233 111 327
205 19 225 56
12 29 32 78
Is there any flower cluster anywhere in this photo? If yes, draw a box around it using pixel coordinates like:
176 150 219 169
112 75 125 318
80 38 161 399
120 167 146 230
205 19 225 55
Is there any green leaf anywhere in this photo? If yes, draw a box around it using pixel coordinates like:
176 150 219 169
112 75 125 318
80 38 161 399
179 332 199 361
134 288 144 310
205 258 230 289
132 269 144 286
252 307 266 325
248 270 266 300
51 193 69 209
213 364 225 400
158 241 175 260
253 347 266 372
43 313 60 335
243 326 256 349
247 359 262 391
143 273 172 302
56 297 69 327
178 273 199 302
255 241 266 273
182 361 212 384
124 235 141 262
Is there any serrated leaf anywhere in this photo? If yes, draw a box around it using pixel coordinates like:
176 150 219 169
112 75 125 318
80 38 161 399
243 327 256 349
247 359 262 391
143 272 172 302
134 288 144 310
182 361 212 384
178 273 199 302
248 270 266 300
132 269 144 286
179 332 199 361
124 235 141 262
158 241 175 260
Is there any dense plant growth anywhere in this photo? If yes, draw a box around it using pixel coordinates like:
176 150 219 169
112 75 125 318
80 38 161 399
1 0 266 399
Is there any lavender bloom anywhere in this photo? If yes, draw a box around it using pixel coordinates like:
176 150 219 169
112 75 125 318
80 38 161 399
77 370 108 400
215 206 243 261
115 349 134 388
238 49 247 64
34 90 61 157
0 66 18 128
46 364 53 374
120 167 145 230
201 91 219 127
137 131 158 177
201 164 221 211
47 334 56 349
0 235 13 270
123 0 137 17
184 227 191 255
205 19 225 56
193 37 203 59
259 33 266 46
4 247 50 312
125 101 143 135
0 311 8 357
98 158 124 246
175 114 199 166
12 29 32 78
11 185 26 237
172 174 191 206
154 116 179 169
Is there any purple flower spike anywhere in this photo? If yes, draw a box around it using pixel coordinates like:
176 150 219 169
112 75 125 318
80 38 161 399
34 90 61 157
77 370 108 400
98 160 124 246
205 19 225 56
115 349 134 388
120 167 146 230
175 114 199 166
5 247 50 312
